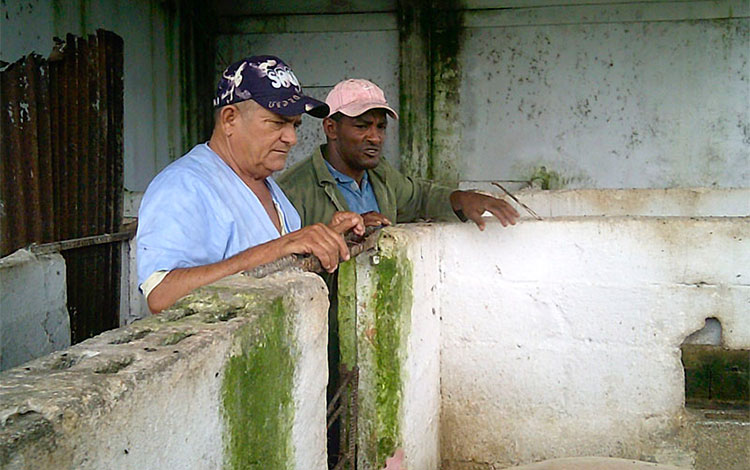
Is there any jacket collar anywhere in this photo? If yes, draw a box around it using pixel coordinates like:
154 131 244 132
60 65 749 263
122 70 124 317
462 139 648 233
311 145 337 186
311 144 392 215
311 145 347 212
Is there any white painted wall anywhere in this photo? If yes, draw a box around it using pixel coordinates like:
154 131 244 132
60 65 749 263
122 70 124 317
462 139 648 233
215 13 401 172
212 2 749 189
0 0 185 192
397 228 443 470
3 1 746 192
120 237 150 325
0 249 69 371
459 1 749 188
437 216 748 467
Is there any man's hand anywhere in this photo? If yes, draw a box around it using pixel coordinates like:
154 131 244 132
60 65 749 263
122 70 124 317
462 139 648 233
361 211 391 228
280 216 362 272
449 190 519 230
329 211 366 236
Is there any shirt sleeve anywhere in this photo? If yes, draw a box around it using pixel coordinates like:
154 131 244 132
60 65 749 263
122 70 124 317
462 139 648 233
140 270 169 298
136 170 232 289
381 160 458 223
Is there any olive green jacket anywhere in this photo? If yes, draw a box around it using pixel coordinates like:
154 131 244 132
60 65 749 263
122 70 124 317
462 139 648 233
278 145 459 226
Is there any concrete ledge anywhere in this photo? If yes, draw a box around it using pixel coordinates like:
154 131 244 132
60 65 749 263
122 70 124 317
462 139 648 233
0 249 70 371
455 187 750 218
500 456 687 469
0 272 329 470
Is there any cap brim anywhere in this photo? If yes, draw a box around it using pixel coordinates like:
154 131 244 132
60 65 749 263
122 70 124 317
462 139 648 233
256 95 330 119
335 102 399 120
301 97 330 118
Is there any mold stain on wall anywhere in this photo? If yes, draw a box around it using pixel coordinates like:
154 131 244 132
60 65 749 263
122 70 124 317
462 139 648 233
370 251 413 467
337 259 358 369
221 297 296 470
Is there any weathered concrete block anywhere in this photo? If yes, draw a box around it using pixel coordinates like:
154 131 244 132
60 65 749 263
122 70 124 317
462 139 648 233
0 272 329 470
350 226 442 470
0 249 70 371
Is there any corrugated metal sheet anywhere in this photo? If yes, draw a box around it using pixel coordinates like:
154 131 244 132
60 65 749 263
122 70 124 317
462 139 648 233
0 54 52 250
1 30 124 343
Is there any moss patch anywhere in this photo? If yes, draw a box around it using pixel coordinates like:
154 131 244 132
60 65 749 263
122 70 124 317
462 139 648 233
337 259 358 368
221 298 295 470
529 165 563 190
372 254 413 467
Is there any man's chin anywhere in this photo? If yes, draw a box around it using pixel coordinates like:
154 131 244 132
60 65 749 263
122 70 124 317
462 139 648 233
358 155 381 169
267 154 288 172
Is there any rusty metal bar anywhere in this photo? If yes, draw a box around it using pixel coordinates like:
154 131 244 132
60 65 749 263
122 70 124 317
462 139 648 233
28 230 135 255
329 366 359 470
348 365 359 466
105 29 124 234
327 367 357 417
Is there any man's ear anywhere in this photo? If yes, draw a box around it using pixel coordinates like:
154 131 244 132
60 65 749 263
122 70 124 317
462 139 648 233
322 117 338 141
218 105 240 136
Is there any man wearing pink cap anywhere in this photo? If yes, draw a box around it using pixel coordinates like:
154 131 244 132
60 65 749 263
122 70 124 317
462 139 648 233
279 78 519 230
278 78 519 466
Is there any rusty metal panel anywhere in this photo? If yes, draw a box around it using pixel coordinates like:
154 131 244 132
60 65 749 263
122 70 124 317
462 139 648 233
1 30 124 343
0 54 51 254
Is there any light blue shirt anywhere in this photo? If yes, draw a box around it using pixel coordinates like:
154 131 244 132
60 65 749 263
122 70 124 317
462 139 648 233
323 159 380 214
136 143 301 288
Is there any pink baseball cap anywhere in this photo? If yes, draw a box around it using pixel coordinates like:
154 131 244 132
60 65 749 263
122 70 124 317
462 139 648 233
325 79 399 120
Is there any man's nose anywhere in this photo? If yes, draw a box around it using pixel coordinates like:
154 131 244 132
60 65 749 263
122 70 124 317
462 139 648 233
281 124 297 146
366 126 383 145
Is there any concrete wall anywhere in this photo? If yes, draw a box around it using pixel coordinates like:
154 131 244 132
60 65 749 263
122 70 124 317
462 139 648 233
0 0 190 192
438 216 748 469
2 189 746 469
347 188 748 470
3 1 746 190
345 227 443 469
0 249 70 372
457 1 750 189
0 272 329 470
457 186 750 217
214 1 749 189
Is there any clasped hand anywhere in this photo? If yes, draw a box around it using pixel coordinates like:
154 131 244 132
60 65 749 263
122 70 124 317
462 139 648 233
281 211 365 272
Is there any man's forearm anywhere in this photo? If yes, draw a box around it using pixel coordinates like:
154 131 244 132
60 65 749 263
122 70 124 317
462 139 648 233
146 240 284 314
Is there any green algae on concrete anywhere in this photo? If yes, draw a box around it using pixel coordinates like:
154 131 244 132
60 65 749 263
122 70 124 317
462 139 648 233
529 165 563 190
221 297 296 470
337 259 358 369
370 252 413 467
